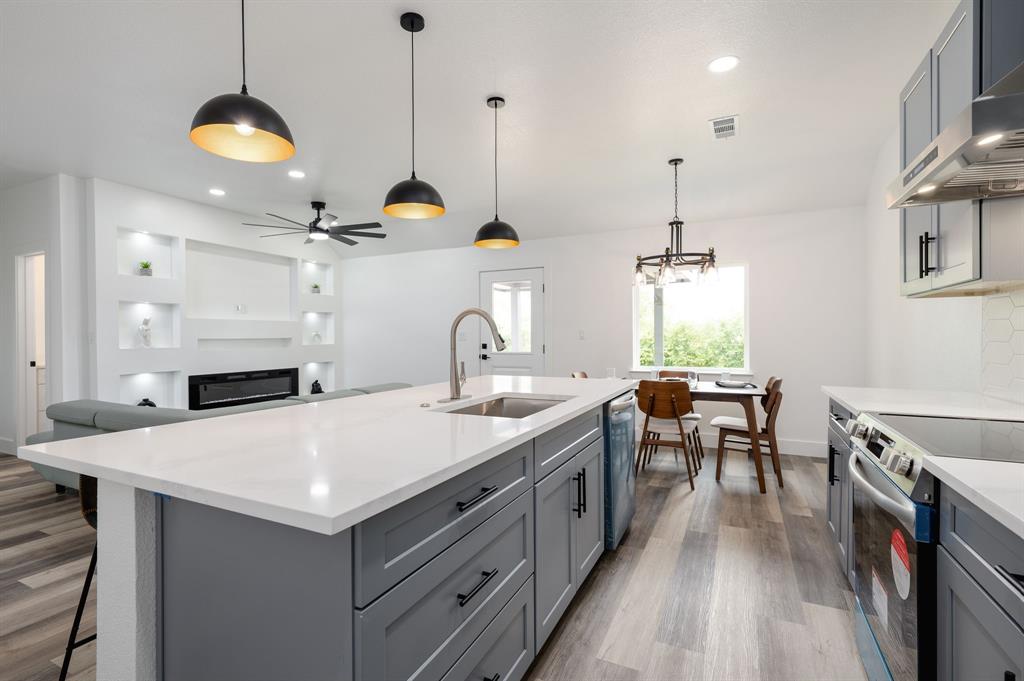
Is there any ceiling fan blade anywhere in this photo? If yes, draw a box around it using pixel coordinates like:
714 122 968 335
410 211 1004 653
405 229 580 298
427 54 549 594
242 222 306 230
337 230 387 239
323 212 339 225
329 222 383 233
259 231 306 238
329 234 358 246
265 213 310 228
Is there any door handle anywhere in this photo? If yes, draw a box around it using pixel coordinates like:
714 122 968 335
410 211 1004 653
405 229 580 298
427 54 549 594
580 467 587 513
484 674 501 681
572 473 583 518
923 233 936 274
457 569 498 607
848 449 917 532
456 485 498 512
480 354 490 360
918 233 925 280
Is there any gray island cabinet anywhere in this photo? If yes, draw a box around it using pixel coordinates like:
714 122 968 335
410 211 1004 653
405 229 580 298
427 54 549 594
160 405 610 681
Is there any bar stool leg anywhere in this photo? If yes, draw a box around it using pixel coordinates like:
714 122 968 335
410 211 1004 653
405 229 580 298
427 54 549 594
60 541 97 681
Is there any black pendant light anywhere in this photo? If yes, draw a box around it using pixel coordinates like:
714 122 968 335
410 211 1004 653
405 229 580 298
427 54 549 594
474 96 520 249
383 13 445 219
189 0 294 163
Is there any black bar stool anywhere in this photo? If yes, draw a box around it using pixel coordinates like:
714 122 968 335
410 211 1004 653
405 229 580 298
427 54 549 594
59 474 97 681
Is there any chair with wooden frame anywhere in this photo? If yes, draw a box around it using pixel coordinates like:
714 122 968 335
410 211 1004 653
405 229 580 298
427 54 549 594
657 370 705 463
570 371 588 378
712 387 784 487
635 380 700 490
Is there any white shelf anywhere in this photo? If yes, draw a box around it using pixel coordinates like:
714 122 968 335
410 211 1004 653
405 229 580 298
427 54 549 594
118 301 180 349
301 361 335 395
300 259 335 296
301 311 335 346
117 228 178 279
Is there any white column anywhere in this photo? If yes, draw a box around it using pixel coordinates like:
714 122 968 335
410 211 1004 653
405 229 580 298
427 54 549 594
97 479 159 680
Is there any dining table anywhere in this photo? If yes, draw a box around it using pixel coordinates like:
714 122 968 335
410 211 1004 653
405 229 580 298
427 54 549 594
685 380 770 494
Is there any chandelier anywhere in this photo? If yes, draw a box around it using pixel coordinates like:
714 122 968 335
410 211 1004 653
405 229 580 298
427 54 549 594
634 158 716 287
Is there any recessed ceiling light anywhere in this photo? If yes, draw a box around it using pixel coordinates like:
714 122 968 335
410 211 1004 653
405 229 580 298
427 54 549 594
918 184 937 194
288 169 306 179
209 187 226 196
708 55 739 73
977 133 1004 146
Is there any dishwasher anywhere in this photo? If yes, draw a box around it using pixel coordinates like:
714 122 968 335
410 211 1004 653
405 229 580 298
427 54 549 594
604 391 637 549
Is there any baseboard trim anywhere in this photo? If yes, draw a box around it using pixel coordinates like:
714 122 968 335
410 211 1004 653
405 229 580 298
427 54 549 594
0 436 15 456
635 426 825 459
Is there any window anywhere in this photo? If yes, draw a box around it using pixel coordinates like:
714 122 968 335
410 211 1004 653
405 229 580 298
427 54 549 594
633 265 748 370
490 280 532 352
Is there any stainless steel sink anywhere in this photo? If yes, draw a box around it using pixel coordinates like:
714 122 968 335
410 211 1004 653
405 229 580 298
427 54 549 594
445 396 567 419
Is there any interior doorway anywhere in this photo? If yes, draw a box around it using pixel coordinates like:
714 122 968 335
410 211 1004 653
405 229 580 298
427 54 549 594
16 252 48 445
478 268 545 376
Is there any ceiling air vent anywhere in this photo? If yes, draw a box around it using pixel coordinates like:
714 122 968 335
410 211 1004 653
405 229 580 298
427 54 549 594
709 115 739 140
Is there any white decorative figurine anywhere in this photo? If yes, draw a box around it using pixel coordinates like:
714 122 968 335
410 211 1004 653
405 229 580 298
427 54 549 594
138 317 152 348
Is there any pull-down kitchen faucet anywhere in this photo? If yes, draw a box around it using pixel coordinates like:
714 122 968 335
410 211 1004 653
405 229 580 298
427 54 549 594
442 308 506 402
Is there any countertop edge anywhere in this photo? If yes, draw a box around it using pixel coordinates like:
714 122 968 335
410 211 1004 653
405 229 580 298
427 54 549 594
923 455 1024 541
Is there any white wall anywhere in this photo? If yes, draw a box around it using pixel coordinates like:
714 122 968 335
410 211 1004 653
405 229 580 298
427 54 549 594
341 205 867 456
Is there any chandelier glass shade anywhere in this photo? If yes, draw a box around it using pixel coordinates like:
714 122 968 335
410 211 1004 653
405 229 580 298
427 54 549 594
634 158 716 287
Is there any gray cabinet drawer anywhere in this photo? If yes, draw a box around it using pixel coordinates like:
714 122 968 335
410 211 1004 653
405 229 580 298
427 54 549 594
355 491 534 681
937 546 1024 681
940 485 1024 626
441 577 535 681
354 441 534 606
534 408 602 481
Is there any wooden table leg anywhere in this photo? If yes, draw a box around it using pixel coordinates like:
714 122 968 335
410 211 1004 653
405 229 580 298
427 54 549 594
741 396 767 494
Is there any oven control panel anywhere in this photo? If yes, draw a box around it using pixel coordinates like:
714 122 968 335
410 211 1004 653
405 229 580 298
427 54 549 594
847 413 932 500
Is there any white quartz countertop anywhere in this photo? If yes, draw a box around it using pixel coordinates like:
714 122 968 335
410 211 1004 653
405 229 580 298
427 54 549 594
822 386 1024 421
923 456 1024 540
18 376 636 535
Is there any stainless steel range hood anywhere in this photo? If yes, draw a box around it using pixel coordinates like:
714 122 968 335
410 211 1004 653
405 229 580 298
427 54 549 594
886 62 1024 209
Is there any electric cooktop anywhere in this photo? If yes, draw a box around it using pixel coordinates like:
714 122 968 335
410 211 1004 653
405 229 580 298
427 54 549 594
874 413 1024 465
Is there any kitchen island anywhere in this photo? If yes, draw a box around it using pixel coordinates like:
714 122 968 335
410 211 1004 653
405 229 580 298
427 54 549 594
18 375 636 681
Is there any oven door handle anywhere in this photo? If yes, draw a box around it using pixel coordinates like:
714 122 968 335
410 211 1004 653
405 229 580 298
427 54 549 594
848 449 917 532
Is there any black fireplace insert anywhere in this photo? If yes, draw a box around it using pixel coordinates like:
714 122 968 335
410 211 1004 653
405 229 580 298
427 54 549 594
188 368 299 410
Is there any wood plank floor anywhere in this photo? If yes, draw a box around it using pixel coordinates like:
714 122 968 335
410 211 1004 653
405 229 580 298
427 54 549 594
0 447 865 681
527 447 867 681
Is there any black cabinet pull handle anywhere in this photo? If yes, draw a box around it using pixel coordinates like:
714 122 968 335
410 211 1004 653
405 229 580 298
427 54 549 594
484 674 500 681
457 568 498 607
918 233 925 279
995 565 1024 597
456 485 498 512
581 467 587 513
1005 672 1015 681
923 233 936 274
573 473 583 518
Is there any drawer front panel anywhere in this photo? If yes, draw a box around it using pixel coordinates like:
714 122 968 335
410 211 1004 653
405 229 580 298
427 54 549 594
534 408 602 481
355 491 534 681
441 577 535 681
355 441 534 606
940 485 1024 626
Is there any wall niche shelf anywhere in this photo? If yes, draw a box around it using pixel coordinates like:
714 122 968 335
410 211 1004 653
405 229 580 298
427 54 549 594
301 361 335 395
120 370 181 408
118 301 180 349
302 311 335 346
300 259 335 297
185 240 294 321
117 228 179 279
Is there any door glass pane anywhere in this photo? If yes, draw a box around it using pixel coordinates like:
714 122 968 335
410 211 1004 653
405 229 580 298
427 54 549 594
490 280 531 352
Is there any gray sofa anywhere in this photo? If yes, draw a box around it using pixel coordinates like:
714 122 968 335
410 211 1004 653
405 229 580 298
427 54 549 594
26 383 411 492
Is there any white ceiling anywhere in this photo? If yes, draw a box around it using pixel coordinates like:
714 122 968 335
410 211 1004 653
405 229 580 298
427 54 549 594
0 0 955 257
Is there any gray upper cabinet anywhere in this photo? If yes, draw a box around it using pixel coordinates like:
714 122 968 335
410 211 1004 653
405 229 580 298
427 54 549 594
936 546 1024 681
931 0 981 291
981 0 1024 90
900 54 935 296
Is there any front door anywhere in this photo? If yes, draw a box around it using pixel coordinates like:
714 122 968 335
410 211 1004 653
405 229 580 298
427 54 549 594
479 268 544 376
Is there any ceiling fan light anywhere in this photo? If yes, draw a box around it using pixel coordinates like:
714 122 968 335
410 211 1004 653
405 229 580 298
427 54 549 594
190 92 295 162
474 218 520 249
383 175 446 219
309 230 329 241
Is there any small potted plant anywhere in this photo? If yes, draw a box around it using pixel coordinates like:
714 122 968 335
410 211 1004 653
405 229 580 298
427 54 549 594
311 282 321 294
138 260 153 276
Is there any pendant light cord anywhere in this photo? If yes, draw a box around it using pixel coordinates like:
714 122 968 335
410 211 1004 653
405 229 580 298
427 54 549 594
405 30 409 174
673 162 679 221
240 0 248 94
493 103 499 219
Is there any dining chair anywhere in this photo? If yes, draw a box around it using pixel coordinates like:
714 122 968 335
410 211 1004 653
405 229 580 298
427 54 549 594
657 370 705 462
711 388 784 488
570 371 588 378
59 475 97 681
635 380 699 490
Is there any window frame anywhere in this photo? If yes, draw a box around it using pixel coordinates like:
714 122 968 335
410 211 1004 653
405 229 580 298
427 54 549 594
631 262 751 373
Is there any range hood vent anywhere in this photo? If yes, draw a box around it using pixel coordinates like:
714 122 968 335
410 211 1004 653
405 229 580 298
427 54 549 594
886 62 1024 208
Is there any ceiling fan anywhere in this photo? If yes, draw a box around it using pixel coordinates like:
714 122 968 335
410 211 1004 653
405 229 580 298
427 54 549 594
242 201 387 246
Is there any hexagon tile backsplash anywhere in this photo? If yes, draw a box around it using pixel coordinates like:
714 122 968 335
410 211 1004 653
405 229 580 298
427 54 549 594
982 289 1024 404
